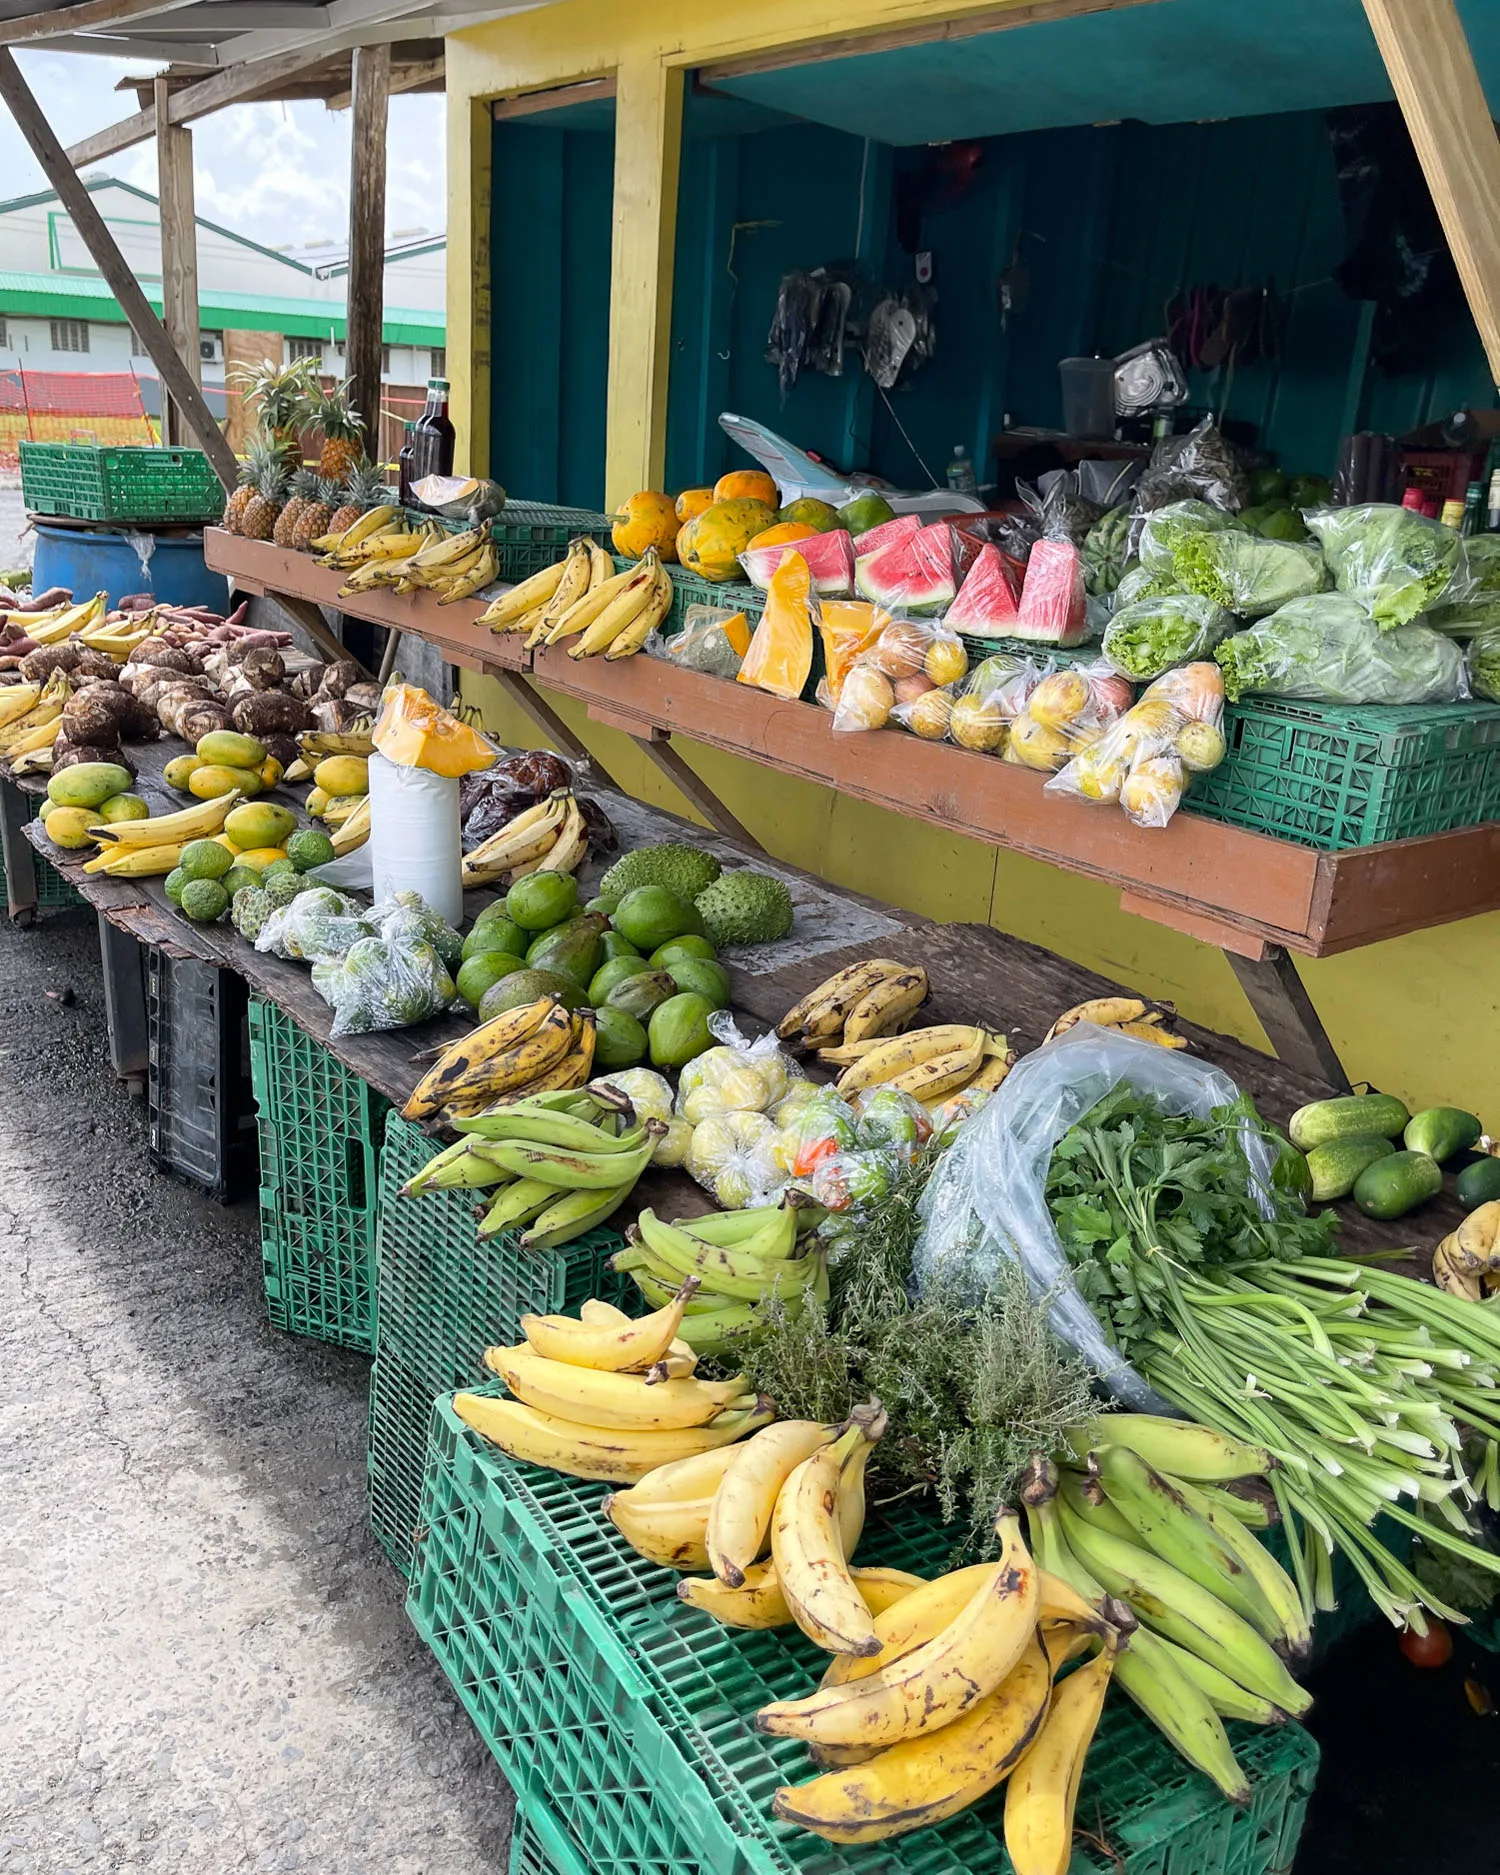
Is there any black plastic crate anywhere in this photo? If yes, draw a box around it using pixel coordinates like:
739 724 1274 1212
146 950 256 1202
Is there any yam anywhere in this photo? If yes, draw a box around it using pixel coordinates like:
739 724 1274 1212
229 690 312 737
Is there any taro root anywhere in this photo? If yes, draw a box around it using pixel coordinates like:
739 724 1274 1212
179 700 232 745
229 689 313 737
261 733 299 773
127 642 200 673
315 659 361 700
74 650 123 683
239 647 286 691
342 682 383 714
157 683 218 735
311 696 373 734
55 742 134 776
63 683 132 747
19 644 81 683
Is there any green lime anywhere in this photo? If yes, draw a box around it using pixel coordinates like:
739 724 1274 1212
180 877 230 923
505 871 579 931
221 865 260 898
164 867 188 907
456 950 527 1011
179 837 234 882
285 827 336 872
593 1005 648 1072
650 934 718 966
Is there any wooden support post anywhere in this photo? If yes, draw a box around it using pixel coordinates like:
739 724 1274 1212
606 56 684 503
0 47 236 487
346 43 390 465
260 587 375 677
1363 0 1500 383
1226 947 1350 1093
154 75 200 451
1 776 38 924
631 736 766 852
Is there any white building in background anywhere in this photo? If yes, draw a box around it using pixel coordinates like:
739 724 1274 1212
0 177 447 418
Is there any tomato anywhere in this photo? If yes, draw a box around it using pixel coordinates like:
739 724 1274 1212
791 1134 840 1180
1398 1619 1453 1668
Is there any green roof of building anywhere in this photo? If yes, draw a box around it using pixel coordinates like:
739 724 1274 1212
0 268 443 346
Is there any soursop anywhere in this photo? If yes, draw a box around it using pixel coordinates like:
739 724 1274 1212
264 869 313 910
692 870 793 948
599 843 722 905
232 886 271 941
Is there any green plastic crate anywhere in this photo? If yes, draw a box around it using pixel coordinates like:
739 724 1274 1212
420 500 618 582
0 842 85 909
368 1110 627 1578
1188 695 1500 850
247 998 390 1353
19 441 225 525
410 1393 1319 1875
510 1801 589 1875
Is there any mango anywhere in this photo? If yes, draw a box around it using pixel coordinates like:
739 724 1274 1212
259 756 284 790
225 801 297 850
94 792 150 824
196 729 266 770
163 754 203 791
45 805 101 849
189 763 263 801
213 833 242 855
305 786 330 817
313 754 369 797
234 846 288 873
47 761 133 809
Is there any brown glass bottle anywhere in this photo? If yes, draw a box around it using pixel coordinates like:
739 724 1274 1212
409 377 455 482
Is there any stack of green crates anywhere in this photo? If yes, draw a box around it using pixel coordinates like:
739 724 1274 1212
367 1111 627 1579
18 441 225 525
247 998 390 1353
422 500 617 583
410 1392 1320 1875
0 844 85 909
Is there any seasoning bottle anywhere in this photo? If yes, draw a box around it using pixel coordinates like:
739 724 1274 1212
397 420 417 507
946 445 978 496
1461 479 1485 536
1486 468 1500 532
1439 495 1466 531
410 377 456 483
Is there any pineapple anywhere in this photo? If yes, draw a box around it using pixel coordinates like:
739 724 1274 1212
229 357 319 465
327 458 392 537
312 378 366 485
274 466 319 547
241 456 288 542
221 435 281 533
292 477 340 551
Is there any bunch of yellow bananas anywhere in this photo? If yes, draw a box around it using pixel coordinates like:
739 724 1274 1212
0 668 70 763
1042 995 1186 1048
454 1277 774 1485
827 1023 1016 1111
611 1203 827 1356
778 957 931 1052
478 536 674 659
80 789 242 876
4 592 107 647
460 788 587 889
298 727 376 762
327 794 370 857
402 995 598 1128
313 504 413 566
77 609 158 660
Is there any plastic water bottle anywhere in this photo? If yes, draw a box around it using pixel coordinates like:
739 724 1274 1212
946 445 978 495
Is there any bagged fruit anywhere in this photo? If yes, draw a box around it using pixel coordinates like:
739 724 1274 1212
834 615 967 733
1014 538 1089 646
741 528 855 596
892 682 958 742
947 653 1038 754
649 603 752 679
1004 661 1132 772
774 1088 861 1178
851 1087 932 1159
737 551 817 699
675 1013 803 1125
685 1109 785 1209
816 599 889 709
1046 660 1225 828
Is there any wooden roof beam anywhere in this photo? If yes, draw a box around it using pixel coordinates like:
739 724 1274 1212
1363 0 1500 385
0 0 202 46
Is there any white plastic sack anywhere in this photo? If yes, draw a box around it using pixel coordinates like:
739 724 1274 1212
912 1024 1276 1412
368 749 462 927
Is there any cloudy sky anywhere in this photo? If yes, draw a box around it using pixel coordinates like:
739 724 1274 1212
0 47 446 249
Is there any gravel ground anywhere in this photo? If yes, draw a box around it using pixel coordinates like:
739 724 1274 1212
0 904 512 1873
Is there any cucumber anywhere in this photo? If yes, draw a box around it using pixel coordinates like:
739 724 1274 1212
1353 1149 1443 1220
1457 1158 1500 1211
1305 1134 1396 1203
1288 1093 1410 1152
1403 1107 1482 1164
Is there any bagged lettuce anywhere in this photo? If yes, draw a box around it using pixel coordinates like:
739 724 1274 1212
1136 500 1239 577
1469 628 1500 704
1214 594 1467 703
1102 592 1232 682
1173 529 1328 618
1304 503 1459 629
1112 562 1182 611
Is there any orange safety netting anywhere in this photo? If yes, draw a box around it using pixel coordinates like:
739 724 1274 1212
0 370 158 464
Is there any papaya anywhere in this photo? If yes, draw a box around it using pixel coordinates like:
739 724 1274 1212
196 729 266 770
47 762 134 809
163 754 203 791
678 497 778 582
675 487 714 524
224 801 297 850
737 549 814 700
713 469 778 508
612 491 680 562
746 521 816 550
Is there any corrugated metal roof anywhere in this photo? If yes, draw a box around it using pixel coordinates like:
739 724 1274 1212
0 269 442 345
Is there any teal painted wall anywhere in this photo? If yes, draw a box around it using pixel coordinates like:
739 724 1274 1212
489 113 615 510
664 104 1496 496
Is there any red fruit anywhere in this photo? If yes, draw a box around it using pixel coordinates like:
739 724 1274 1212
1399 1620 1453 1669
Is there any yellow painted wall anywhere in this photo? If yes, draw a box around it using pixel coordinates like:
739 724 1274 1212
447 0 1500 1123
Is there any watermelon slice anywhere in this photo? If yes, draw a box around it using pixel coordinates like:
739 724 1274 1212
855 523 958 616
1013 539 1088 645
946 543 1022 636
852 512 922 558
740 529 855 596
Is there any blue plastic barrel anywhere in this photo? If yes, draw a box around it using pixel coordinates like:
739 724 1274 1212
31 524 230 615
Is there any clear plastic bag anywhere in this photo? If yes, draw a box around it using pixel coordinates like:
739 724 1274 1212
1304 503 1459 629
1014 538 1088 646
1173 530 1328 618
1004 661 1133 773
833 615 967 733
1102 592 1232 681
649 603 752 679
310 930 457 1039
1215 595 1468 703
947 652 1038 753
774 1087 861 1180
1112 563 1180 611
1465 627 1500 703
1047 661 1225 827
815 599 888 709
684 1108 786 1209
675 1011 805 1126
254 886 371 963
1130 416 1251 529
367 890 463 969
912 1024 1275 1410
737 550 818 700
1136 500 1239 578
